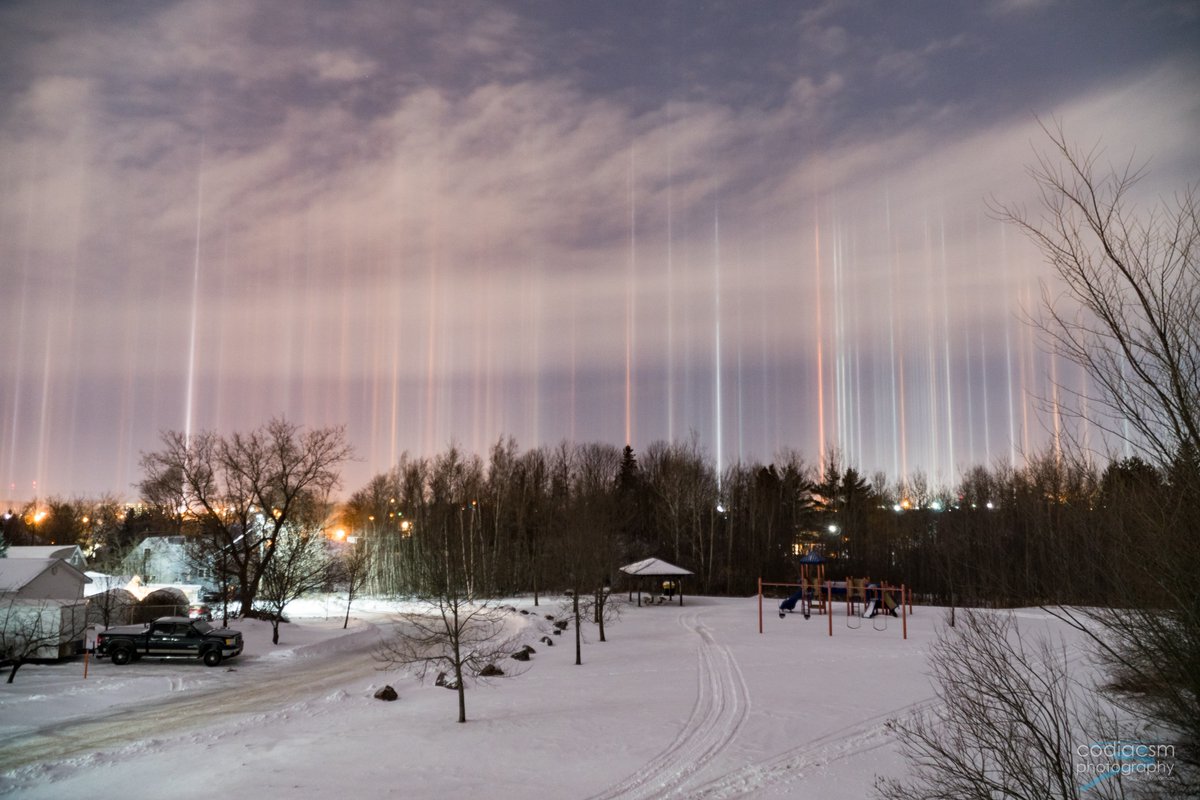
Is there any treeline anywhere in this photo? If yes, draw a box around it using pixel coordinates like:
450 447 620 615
339 436 1197 609
4 433 1193 612
0 494 174 572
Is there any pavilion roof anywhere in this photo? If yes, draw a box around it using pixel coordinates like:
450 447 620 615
619 558 693 577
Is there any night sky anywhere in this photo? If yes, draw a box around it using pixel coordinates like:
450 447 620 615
2 1 1198 501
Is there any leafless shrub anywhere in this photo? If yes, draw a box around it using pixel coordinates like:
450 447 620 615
375 594 519 723
876 610 1176 800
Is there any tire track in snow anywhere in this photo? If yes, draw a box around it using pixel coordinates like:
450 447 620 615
588 611 750 800
0 626 388 774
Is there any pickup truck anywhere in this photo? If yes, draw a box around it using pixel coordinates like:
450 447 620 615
95 617 243 667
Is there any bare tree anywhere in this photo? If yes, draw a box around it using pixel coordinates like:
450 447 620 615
591 581 622 642
376 592 516 724
556 443 622 664
997 123 1200 783
996 121 1199 468
139 418 352 613
335 537 373 629
877 610 1151 800
375 463 517 724
257 524 334 645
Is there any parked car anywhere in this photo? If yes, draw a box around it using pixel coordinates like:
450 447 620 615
95 617 243 667
188 603 213 621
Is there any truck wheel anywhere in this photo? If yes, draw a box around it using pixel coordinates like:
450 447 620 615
111 646 133 665
202 649 222 667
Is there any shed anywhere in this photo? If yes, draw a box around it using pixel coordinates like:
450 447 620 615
0 558 92 659
620 558 694 607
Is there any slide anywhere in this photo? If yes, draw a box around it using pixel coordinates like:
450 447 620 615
779 588 806 617
862 599 878 618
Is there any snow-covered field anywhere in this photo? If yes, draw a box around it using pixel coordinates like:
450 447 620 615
0 596 1085 799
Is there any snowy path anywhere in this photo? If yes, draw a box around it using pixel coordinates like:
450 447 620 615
587 604 934 800
0 622 387 773
588 609 751 800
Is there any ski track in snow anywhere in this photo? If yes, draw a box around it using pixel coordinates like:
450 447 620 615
588 610 751 800
678 695 937 799
672 620 1098 798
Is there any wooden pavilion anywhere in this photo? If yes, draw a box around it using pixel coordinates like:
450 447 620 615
620 557 694 607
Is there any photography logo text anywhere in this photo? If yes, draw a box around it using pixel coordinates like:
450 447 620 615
1075 740 1175 791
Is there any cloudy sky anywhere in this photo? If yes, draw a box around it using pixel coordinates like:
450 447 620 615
2 0 1197 501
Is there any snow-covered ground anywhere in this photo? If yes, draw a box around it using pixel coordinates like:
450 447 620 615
0 595 1086 799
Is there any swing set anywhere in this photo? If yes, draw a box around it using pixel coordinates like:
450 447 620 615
757 576 912 639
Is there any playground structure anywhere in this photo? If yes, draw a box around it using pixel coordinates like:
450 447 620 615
757 576 912 639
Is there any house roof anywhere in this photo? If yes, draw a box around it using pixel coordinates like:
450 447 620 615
6 545 83 561
0 558 92 593
619 558 694 577
130 535 187 550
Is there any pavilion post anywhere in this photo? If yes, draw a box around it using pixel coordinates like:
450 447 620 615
679 579 684 606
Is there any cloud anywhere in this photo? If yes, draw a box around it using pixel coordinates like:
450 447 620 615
988 0 1055 15
312 51 377 83
874 34 973 87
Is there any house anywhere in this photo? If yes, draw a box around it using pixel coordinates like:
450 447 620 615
121 536 210 588
0 558 92 659
6 544 88 572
